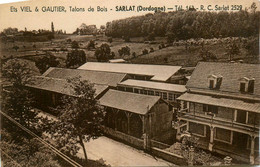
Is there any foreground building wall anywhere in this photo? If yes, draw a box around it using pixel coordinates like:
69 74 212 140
176 62 260 164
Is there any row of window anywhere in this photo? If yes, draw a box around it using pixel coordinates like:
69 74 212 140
188 102 260 125
189 122 232 144
189 122 260 150
118 86 179 101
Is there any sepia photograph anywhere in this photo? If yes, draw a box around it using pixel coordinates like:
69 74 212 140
0 0 259 166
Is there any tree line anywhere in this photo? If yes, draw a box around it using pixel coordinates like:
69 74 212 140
105 7 259 41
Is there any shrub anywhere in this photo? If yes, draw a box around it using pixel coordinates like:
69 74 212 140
142 49 148 55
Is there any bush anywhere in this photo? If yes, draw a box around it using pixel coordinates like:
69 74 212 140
87 40 95 49
118 46 130 57
123 36 130 42
108 37 113 43
142 49 148 55
132 52 136 58
71 40 79 49
66 49 86 68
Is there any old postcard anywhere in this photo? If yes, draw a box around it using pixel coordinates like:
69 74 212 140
0 0 259 166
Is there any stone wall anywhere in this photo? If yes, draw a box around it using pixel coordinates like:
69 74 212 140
103 127 144 149
151 147 187 165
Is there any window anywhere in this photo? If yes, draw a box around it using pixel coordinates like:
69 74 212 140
203 104 208 112
208 75 222 89
168 93 173 101
215 128 232 144
162 92 167 100
148 90 154 95
118 86 125 91
240 82 246 92
126 87 133 92
140 89 144 94
239 77 255 93
143 90 148 95
236 110 247 124
189 122 205 137
134 88 139 93
208 105 218 114
203 104 218 114
216 77 223 89
248 80 255 93
155 91 159 96
209 80 214 89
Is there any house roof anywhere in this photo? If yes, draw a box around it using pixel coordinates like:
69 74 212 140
42 67 128 87
27 76 108 98
177 93 260 113
99 89 161 115
187 62 260 97
78 62 182 82
118 79 186 93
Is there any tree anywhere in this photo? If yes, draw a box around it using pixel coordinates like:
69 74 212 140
66 50 86 68
142 49 148 55
0 130 61 167
35 52 60 73
108 37 113 43
51 22 55 33
3 27 18 35
199 48 217 61
244 37 258 56
87 40 95 49
47 77 105 166
132 52 136 58
13 45 19 52
71 40 79 49
226 39 240 61
95 43 112 62
118 46 130 57
2 59 41 140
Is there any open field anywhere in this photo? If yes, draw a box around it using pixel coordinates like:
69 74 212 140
1 34 259 71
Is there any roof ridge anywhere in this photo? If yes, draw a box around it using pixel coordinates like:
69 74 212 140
47 67 129 75
122 79 186 86
85 62 182 68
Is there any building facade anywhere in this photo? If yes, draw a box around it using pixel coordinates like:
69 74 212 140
100 89 173 143
176 62 260 164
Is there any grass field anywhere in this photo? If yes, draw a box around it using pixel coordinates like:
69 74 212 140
1 34 258 71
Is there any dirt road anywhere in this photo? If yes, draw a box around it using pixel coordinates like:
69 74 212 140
77 136 174 166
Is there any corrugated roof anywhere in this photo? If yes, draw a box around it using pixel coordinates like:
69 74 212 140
27 76 108 98
187 62 260 97
42 67 127 87
118 79 186 93
99 89 161 115
177 93 260 113
78 62 182 81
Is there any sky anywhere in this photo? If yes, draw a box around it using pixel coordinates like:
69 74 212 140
0 0 259 33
